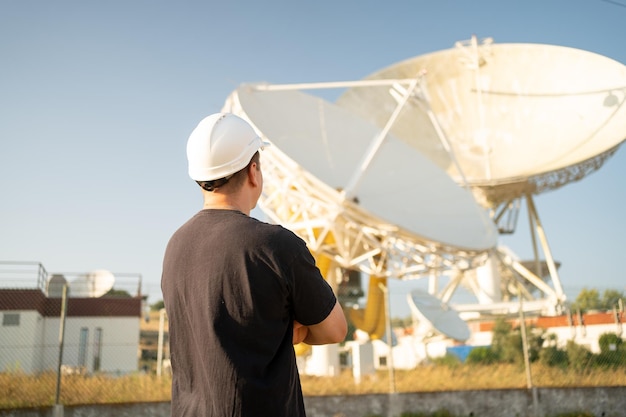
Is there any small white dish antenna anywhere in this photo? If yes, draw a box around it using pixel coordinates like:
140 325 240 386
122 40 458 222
408 290 470 342
69 269 115 298
46 274 67 298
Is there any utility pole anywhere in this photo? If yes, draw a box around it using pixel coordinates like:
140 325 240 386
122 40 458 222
54 284 69 417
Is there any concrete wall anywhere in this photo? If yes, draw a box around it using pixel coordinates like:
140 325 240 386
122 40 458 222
2 386 625 417
306 387 626 417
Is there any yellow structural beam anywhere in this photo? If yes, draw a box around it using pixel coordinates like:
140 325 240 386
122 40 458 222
348 274 387 340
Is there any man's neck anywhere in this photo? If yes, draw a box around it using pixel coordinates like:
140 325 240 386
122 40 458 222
202 193 249 215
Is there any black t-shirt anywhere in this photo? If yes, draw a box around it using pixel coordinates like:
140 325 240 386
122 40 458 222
161 209 337 417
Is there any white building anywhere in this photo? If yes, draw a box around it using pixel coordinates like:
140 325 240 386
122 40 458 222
0 288 142 374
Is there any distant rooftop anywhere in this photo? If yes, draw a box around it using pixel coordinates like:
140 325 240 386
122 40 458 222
0 261 143 298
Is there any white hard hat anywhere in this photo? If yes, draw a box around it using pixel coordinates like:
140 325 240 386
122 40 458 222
186 113 270 181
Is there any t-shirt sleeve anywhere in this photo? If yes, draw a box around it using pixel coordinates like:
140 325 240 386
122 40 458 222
286 234 337 326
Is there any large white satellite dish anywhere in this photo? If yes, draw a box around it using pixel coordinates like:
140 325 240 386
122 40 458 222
224 86 498 278
408 290 470 342
69 269 115 298
335 40 626 208
334 38 626 314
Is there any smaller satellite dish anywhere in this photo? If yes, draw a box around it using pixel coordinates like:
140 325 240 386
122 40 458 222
69 269 115 298
229 86 498 252
408 290 470 342
46 274 67 298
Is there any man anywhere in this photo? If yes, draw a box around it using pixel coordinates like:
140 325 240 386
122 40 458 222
161 112 347 417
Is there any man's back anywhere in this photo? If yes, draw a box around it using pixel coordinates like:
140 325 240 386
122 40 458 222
161 209 337 417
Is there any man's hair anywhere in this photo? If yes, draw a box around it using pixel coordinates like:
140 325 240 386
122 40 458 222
197 151 260 192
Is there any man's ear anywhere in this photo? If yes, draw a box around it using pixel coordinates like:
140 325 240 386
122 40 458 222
248 162 260 187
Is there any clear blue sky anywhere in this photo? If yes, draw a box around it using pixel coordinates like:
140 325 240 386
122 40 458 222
1 0 625 318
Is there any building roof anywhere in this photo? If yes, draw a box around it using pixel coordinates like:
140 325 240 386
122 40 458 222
0 289 142 317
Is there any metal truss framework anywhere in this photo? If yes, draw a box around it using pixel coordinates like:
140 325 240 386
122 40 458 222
223 73 624 317
472 145 621 212
257 144 490 281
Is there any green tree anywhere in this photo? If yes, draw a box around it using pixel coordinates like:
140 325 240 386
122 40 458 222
150 300 165 311
571 287 624 312
500 329 524 364
104 288 131 297
571 288 601 312
489 317 511 361
601 289 624 310
488 317 546 364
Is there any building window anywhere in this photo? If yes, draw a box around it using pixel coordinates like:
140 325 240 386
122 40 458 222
78 328 89 368
93 327 103 372
2 313 20 326
378 356 387 367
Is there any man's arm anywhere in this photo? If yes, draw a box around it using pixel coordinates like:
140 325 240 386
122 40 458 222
293 321 308 345
301 300 347 345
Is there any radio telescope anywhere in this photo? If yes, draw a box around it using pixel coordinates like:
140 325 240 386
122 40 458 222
224 85 497 276
223 85 498 338
222 83 499 339
335 37 626 314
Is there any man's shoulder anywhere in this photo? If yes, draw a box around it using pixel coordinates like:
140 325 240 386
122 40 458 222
244 218 308 248
250 218 298 238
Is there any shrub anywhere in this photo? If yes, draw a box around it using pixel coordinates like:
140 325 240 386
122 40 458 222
466 346 497 364
431 354 461 368
565 341 593 371
598 332 623 354
539 345 569 369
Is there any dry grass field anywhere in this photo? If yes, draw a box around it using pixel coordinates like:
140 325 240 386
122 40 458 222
301 364 626 395
1 364 625 409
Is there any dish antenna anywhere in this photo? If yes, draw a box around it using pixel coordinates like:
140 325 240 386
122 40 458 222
408 290 470 342
336 39 626 202
69 269 115 298
223 85 498 281
335 38 626 314
46 274 67 298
